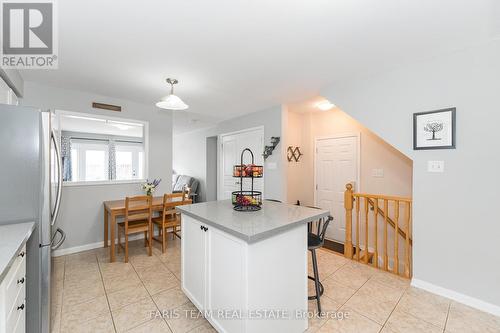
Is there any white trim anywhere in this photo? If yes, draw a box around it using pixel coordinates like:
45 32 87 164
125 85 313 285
217 126 265 200
313 132 361 209
52 234 144 257
411 278 500 317
55 109 150 183
63 179 145 187
218 125 264 138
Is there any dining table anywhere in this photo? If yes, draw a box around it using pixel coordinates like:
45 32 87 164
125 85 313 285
103 196 190 262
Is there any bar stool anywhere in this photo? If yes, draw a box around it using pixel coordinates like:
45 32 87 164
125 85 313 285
307 207 332 314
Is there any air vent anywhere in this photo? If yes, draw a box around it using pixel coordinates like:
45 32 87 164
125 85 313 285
92 102 121 112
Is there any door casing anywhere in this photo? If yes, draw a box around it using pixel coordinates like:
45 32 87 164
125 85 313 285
217 126 265 200
314 133 361 242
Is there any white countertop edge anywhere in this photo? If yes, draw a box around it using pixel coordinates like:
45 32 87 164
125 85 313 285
178 204 330 244
0 222 36 283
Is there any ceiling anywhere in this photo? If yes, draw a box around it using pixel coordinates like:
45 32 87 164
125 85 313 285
20 0 499 133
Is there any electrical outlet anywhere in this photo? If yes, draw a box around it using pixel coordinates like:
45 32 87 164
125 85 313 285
372 168 384 178
427 160 444 173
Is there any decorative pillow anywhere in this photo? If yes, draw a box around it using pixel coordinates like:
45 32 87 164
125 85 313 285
172 174 179 188
173 175 193 192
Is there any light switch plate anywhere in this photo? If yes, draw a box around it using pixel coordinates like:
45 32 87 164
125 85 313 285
372 168 384 178
428 160 444 173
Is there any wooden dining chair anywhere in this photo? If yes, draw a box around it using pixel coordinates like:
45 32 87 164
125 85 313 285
152 193 191 253
117 195 153 262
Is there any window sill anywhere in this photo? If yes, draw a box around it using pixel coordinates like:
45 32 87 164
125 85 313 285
63 179 146 187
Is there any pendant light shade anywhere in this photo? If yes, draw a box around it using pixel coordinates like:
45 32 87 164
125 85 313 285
156 78 189 110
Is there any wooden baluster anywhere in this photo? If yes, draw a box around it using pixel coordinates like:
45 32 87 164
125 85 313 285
364 197 369 264
404 201 411 278
344 184 354 259
383 199 388 271
373 198 378 268
394 200 400 275
356 195 360 261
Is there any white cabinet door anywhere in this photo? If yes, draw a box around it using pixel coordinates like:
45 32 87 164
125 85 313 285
181 216 206 310
206 227 245 333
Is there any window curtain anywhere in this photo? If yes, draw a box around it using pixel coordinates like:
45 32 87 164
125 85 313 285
108 139 116 180
61 136 72 181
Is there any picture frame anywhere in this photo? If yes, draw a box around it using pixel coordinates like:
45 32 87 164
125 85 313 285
413 107 456 150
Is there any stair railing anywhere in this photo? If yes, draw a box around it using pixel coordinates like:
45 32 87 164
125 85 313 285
344 183 412 278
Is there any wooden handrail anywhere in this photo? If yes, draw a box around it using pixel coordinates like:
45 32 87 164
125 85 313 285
366 198 412 246
353 192 412 203
344 183 412 278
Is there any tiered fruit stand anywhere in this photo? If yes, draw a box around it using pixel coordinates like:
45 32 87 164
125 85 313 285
232 148 263 211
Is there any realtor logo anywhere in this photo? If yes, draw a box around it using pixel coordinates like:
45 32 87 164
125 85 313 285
1 0 58 69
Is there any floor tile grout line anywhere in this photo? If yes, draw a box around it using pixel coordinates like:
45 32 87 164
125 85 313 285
129 245 179 333
147 240 207 333
379 283 406 331
95 252 119 333
393 292 448 331
443 301 452 333
318 270 383 331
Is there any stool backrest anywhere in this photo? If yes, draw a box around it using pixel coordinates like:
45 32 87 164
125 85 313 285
306 206 333 243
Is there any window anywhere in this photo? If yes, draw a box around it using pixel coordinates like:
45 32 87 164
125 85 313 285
71 141 109 181
58 111 148 184
115 143 144 180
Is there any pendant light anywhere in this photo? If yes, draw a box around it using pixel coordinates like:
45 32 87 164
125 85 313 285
156 78 189 110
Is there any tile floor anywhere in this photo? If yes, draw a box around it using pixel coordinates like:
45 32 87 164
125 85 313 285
51 239 500 333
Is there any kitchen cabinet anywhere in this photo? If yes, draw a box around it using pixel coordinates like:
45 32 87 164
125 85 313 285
0 245 27 333
179 200 324 333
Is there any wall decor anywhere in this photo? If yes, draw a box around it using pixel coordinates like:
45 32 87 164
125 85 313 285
287 146 303 162
413 107 456 150
263 136 280 160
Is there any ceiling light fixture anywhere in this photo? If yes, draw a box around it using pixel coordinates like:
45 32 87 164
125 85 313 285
316 100 335 111
156 78 189 110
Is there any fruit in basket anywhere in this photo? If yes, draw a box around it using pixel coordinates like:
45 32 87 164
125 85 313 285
245 164 254 175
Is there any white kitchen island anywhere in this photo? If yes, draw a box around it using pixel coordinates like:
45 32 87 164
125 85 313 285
177 200 329 333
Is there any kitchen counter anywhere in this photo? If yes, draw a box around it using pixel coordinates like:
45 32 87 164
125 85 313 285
177 199 329 243
0 222 35 282
180 200 330 333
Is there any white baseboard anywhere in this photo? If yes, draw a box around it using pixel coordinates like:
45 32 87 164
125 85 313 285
411 278 500 317
52 234 144 257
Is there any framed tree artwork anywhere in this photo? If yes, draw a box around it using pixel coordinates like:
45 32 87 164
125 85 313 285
413 107 456 150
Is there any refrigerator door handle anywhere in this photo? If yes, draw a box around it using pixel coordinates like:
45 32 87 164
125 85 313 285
51 129 63 226
51 228 66 250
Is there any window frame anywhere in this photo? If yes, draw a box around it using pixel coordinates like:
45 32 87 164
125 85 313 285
115 142 145 180
55 110 149 187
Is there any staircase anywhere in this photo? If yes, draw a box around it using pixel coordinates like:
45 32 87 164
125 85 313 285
344 183 412 278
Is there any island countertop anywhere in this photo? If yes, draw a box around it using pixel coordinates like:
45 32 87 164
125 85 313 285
0 221 35 282
177 200 329 243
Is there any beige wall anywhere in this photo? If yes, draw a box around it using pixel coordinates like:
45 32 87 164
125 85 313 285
287 108 412 205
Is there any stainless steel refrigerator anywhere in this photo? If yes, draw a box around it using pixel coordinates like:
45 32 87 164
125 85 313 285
0 104 65 333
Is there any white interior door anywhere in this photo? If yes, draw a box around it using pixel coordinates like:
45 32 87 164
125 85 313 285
218 128 264 200
220 134 238 200
315 135 359 243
